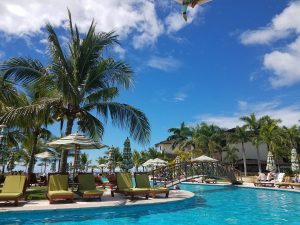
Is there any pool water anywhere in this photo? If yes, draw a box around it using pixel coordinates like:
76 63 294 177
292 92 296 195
2 184 300 225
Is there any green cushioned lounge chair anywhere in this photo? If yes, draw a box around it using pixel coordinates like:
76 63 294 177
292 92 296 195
0 175 27 206
135 174 169 198
112 172 149 200
47 174 74 204
78 173 104 200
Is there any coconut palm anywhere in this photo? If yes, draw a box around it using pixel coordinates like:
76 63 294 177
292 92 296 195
0 83 53 180
133 150 142 172
223 145 239 167
283 125 300 149
167 122 192 149
240 113 264 173
229 125 250 176
1 11 150 172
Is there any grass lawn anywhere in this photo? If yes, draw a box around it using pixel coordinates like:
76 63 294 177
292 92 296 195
26 186 47 200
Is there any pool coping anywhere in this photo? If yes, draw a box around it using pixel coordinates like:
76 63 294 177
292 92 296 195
181 181 300 193
0 189 195 213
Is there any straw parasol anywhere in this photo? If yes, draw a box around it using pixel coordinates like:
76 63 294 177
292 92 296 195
47 133 106 177
266 151 276 172
192 155 218 162
291 148 300 172
121 138 133 172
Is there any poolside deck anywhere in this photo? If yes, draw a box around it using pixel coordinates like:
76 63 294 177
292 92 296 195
0 189 194 212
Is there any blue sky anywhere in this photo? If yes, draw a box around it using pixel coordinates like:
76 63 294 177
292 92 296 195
1 0 300 161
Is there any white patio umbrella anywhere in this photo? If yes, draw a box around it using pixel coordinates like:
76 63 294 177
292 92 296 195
98 164 107 174
291 148 300 172
142 158 167 168
47 133 106 177
35 151 58 173
192 155 218 162
266 151 276 172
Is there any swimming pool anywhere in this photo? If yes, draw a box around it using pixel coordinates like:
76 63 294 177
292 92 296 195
2 184 300 225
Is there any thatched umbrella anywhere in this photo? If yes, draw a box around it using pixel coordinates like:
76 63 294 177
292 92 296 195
121 138 133 172
291 148 300 172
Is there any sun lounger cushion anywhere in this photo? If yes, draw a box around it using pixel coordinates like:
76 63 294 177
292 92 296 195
117 173 134 189
135 174 151 188
0 193 22 198
48 191 74 197
79 190 104 195
78 174 97 191
49 175 68 191
2 175 26 193
121 188 150 193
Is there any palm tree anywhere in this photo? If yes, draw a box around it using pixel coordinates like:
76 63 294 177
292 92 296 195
260 116 283 170
1 11 150 172
167 122 192 149
0 83 53 181
283 125 300 149
240 113 263 173
133 150 142 172
223 145 239 167
229 125 250 176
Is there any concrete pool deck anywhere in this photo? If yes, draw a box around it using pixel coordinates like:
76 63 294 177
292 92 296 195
0 189 194 212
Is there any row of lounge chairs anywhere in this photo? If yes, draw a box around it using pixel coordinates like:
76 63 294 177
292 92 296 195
0 172 169 206
253 173 300 189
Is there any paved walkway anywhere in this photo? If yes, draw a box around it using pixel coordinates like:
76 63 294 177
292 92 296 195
0 189 194 212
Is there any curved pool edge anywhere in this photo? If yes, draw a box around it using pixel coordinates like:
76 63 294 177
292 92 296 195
0 190 195 213
181 181 300 194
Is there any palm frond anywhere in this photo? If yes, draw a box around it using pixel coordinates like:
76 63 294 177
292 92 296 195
95 102 150 144
0 57 46 83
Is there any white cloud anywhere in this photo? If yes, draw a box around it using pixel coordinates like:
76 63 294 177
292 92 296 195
240 1 300 88
147 56 181 71
113 45 126 59
264 37 300 87
165 6 204 33
240 2 300 45
0 0 204 49
194 100 300 129
174 92 188 102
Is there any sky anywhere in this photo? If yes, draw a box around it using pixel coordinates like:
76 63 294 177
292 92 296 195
1 0 300 162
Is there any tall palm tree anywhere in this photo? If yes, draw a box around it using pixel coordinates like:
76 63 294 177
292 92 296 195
133 150 142 172
223 145 239 167
1 11 150 172
167 122 192 149
229 125 250 176
191 123 224 158
283 125 300 149
260 116 283 170
240 113 263 173
0 84 53 181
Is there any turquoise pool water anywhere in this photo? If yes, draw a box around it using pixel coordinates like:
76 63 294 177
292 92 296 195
2 184 300 225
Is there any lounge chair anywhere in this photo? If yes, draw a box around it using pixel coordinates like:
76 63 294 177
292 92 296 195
47 173 74 204
135 173 169 198
77 173 104 200
0 175 27 206
276 176 292 188
111 172 149 200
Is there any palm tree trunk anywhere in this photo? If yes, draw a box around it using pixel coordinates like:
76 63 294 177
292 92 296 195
256 146 262 173
59 118 74 173
27 132 38 184
241 142 247 176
